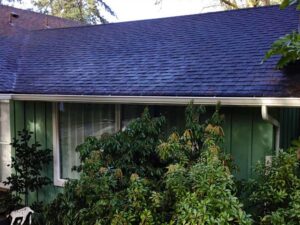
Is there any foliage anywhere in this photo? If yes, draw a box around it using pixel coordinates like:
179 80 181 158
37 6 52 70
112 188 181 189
32 0 116 24
240 147 300 224
45 104 251 225
263 0 300 69
3 0 115 24
45 104 300 225
46 108 166 225
263 31 300 69
162 107 252 225
4 129 52 206
0 192 21 216
155 0 279 10
30 201 47 225
280 0 300 9
220 0 280 9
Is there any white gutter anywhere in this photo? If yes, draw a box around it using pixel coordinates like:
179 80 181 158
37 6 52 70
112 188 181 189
261 105 280 155
6 94 300 107
0 94 12 101
1 94 293 155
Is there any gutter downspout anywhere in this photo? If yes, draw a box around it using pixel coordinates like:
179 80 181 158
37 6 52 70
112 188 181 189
261 105 280 155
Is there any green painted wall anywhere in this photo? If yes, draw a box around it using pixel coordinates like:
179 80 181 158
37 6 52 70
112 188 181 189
10 101 62 204
10 101 289 202
280 108 300 149
222 107 273 179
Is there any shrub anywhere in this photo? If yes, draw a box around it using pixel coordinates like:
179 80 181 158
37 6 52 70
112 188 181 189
4 129 52 206
46 108 166 225
161 107 251 225
45 104 250 225
241 147 300 224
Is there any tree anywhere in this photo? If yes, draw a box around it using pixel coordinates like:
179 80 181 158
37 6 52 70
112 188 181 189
2 0 115 24
32 0 115 24
155 0 280 10
220 0 280 9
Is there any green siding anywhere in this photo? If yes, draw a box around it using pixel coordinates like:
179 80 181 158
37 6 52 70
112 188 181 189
229 108 253 179
10 102 279 201
10 101 62 204
280 108 300 149
222 108 273 179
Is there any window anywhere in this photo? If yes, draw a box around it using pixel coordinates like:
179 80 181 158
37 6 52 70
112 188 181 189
121 105 185 131
121 105 145 128
0 101 11 188
54 103 117 184
53 103 185 186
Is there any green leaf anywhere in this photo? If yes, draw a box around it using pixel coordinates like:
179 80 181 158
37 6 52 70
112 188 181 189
280 0 299 9
263 31 300 69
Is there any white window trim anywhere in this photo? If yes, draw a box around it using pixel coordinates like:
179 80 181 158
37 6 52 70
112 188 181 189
0 100 11 189
53 103 121 187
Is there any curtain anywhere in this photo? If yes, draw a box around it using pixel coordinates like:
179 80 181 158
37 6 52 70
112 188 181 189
59 103 115 179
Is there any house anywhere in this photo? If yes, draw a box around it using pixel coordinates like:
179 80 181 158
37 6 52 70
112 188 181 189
0 5 82 36
0 4 300 203
0 4 81 195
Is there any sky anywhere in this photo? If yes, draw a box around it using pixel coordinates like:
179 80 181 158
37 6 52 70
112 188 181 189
4 0 225 22
104 0 224 22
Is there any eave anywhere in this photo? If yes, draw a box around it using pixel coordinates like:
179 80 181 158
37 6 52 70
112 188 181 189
0 94 299 107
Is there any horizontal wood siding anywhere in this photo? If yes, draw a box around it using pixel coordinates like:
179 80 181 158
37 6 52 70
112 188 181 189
10 102 280 201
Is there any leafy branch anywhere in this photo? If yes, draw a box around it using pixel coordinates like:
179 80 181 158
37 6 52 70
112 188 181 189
4 129 52 206
263 31 300 69
263 0 300 69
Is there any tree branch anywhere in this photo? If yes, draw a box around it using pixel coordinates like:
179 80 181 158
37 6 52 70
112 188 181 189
220 0 239 9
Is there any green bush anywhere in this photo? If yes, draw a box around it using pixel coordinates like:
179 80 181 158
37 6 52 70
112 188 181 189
43 104 300 225
240 147 300 225
4 129 52 206
45 105 251 225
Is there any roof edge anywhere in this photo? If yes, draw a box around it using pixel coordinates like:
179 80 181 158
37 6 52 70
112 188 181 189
5 94 300 107
29 4 283 32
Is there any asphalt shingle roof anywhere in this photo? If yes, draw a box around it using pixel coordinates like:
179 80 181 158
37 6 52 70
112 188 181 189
0 34 25 93
2 5 300 97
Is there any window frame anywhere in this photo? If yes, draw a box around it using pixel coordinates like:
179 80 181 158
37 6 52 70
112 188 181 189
52 103 121 187
0 100 11 189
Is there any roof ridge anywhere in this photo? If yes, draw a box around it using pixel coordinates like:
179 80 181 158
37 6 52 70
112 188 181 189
29 4 282 33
